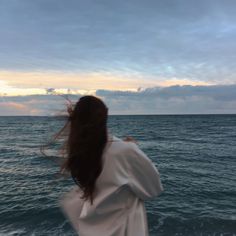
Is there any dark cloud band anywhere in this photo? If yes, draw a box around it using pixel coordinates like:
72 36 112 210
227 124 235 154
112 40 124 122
0 85 235 115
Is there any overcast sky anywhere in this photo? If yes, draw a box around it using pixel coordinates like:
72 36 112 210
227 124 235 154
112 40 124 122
0 0 236 115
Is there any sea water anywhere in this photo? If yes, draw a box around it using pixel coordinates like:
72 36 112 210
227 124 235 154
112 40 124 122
0 115 235 236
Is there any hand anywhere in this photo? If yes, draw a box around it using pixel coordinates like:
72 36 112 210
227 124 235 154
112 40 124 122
123 136 138 144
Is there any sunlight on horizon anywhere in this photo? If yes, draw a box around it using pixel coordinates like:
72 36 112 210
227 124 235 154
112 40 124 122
0 70 212 96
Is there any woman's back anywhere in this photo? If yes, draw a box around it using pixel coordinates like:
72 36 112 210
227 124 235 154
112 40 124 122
60 134 163 236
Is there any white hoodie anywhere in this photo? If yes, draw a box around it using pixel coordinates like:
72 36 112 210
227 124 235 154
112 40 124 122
59 133 163 236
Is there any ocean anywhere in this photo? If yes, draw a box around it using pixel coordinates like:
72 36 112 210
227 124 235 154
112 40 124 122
0 115 235 236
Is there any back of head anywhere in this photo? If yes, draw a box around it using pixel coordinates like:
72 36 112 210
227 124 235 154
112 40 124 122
64 95 108 203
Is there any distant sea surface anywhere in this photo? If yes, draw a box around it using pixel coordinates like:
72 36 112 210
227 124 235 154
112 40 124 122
0 115 235 236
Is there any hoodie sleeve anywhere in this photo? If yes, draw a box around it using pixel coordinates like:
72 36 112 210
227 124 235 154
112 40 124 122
126 142 164 201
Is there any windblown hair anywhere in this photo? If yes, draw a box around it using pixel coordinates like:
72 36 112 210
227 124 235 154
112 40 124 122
43 95 108 204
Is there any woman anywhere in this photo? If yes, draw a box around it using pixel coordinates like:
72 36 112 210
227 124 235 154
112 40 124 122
57 95 163 236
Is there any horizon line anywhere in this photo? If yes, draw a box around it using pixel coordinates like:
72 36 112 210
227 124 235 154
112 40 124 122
0 113 235 117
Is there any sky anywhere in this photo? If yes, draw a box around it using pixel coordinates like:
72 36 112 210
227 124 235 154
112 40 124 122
0 0 236 115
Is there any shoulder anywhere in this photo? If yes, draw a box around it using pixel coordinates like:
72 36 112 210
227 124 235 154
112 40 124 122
110 135 138 154
108 136 144 164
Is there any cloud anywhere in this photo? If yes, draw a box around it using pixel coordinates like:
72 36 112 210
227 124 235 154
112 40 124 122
97 84 236 101
0 101 34 116
0 84 235 115
96 84 236 114
0 0 236 84
0 70 211 95
0 94 76 116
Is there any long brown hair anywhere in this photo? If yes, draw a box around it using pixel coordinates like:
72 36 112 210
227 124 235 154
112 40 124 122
43 95 108 204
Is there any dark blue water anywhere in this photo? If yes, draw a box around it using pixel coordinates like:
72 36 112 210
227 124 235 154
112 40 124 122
0 115 235 236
